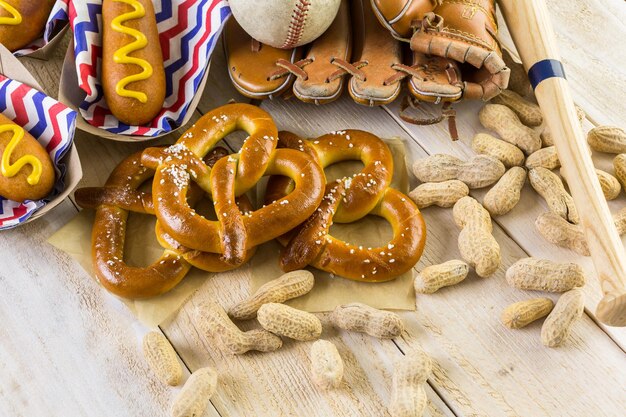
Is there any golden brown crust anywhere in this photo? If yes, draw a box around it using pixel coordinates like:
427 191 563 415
74 147 252 299
75 103 425 295
269 130 427 282
141 103 326 256
0 0 56 52
0 113 54 202
102 0 165 125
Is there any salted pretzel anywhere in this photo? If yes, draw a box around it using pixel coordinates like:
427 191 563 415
74 148 255 299
266 130 426 282
74 151 190 299
152 148 259 272
141 103 326 262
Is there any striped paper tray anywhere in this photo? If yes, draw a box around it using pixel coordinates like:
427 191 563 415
58 0 231 141
0 45 81 230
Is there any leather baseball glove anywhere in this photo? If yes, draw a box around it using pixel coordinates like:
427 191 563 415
224 0 407 106
371 0 510 138
410 0 510 101
372 0 509 103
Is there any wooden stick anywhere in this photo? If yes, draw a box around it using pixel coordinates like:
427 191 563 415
498 0 626 326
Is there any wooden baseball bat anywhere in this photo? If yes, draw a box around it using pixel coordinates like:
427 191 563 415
497 0 626 326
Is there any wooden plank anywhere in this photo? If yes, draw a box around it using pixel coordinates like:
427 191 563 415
0 199 198 417
383 95 626 348
184 94 626 416
162 273 454 417
3 5 623 416
497 0 626 127
18 31 70 98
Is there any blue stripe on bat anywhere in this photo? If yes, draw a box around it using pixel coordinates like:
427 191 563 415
528 59 566 89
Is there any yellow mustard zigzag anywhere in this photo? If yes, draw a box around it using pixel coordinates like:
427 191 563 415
112 0 153 103
0 0 22 25
1 124 43 186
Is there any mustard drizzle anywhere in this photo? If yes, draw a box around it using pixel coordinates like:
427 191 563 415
0 0 22 25
1 124 43 186
111 0 153 104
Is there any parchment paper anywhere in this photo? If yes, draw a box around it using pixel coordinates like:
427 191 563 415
47 138 418 326
47 210 210 327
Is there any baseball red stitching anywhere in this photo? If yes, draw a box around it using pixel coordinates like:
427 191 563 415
282 0 310 49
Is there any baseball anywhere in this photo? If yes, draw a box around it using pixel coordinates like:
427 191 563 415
229 0 341 49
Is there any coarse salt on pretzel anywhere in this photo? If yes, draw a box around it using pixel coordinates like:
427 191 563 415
267 130 426 282
75 148 254 299
75 151 191 299
153 146 260 272
141 103 326 260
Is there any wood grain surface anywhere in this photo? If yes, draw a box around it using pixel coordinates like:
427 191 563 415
1 1 625 416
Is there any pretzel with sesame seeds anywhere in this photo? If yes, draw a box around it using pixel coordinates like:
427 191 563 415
266 130 426 282
141 103 326 265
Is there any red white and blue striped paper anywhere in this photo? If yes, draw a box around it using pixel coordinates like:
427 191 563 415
0 75 77 229
69 0 231 137
13 0 70 56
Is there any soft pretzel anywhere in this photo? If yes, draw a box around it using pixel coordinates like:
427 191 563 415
75 151 191 299
267 130 426 282
141 103 326 260
74 148 253 298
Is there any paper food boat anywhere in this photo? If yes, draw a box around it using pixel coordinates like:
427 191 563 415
58 0 231 142
0 44 81 229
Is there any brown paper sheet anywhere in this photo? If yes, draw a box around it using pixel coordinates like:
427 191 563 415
47 138 417 326
23 26 70 60
47 210 210 327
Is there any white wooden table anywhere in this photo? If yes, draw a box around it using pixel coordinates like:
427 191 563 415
2 1 625 416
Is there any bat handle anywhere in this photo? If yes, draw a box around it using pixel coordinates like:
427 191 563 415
498 0 626 326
